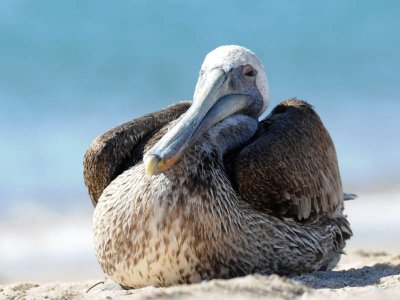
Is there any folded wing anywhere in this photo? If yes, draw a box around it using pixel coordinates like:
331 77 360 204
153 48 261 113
83 102 190 206
235 99 343 221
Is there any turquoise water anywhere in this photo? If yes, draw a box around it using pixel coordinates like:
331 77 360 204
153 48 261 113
1 1 399 211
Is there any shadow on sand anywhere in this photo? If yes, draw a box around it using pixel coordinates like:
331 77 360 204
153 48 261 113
293 263 400 289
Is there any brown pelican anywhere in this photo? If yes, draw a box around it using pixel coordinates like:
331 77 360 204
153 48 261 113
83 45 352 288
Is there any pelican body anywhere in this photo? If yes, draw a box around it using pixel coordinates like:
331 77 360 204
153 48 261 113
84 45 352 288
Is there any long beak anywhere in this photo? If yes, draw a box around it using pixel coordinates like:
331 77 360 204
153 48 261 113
144 68 251 176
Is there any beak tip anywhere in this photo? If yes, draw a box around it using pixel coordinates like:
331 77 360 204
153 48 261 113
144 154 160 176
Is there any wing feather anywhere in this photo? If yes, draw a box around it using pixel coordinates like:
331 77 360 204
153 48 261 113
235 98 343 221
83 101 190 206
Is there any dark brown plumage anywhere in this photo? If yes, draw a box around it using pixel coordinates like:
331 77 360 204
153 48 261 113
83 101 190 206
235 99 343 222
83 45 352 288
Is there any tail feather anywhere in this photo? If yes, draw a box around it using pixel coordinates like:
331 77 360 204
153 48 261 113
343 193 357 201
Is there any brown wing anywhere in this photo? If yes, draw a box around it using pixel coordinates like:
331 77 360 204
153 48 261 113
234 98 343 222
83 101 191 206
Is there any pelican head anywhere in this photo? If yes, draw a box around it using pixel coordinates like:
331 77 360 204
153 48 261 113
144 45 269 175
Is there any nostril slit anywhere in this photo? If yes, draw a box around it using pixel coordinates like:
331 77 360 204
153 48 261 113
229 78 236 89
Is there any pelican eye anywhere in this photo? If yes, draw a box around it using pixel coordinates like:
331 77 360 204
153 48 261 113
242 65 257 78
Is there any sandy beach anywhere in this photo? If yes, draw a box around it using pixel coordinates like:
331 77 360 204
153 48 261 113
1 250 399 299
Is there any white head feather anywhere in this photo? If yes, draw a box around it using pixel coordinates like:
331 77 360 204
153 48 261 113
198 45 269 114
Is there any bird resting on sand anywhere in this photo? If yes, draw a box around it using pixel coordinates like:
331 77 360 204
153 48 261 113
83 45 353 288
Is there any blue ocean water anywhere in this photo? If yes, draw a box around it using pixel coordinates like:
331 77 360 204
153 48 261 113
1 1 399 211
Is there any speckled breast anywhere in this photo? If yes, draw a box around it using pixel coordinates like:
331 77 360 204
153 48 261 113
92 166 210 288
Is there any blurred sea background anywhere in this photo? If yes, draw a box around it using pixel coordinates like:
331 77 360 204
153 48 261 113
0 1 399 283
